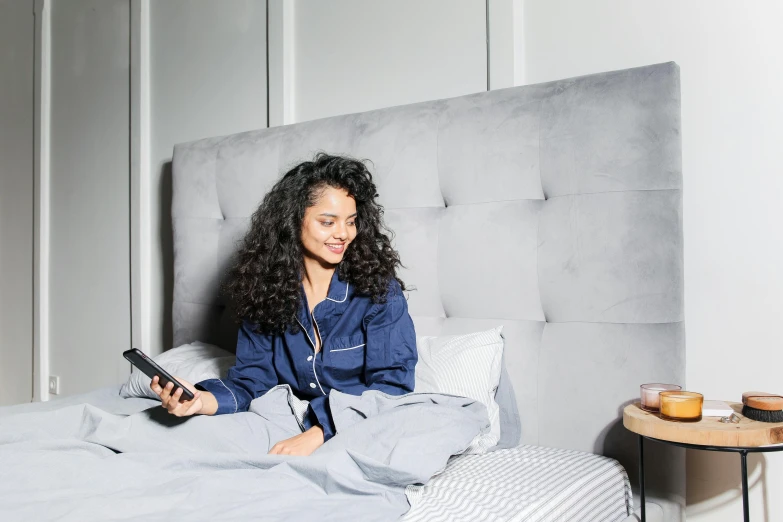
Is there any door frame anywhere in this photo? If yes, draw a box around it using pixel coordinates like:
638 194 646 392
32 0 51 402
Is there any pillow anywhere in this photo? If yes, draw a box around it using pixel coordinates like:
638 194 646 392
414 327 504 451
120 341 235 400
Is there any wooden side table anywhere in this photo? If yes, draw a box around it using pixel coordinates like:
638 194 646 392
623 402 783 522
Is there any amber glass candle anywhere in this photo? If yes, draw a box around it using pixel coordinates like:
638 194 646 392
659 391 703 421
640 383 682 412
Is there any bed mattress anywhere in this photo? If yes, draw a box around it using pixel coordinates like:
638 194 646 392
403 445 633 522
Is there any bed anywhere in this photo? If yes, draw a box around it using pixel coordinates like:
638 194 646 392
0 62 684 521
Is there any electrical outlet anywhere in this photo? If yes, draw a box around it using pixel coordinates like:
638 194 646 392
48 375 60 395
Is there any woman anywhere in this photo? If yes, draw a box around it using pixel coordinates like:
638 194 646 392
150 153 417 457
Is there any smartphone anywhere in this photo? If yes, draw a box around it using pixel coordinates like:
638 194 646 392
122 348 195 402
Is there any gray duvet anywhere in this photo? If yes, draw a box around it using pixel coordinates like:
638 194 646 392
0 386 489 522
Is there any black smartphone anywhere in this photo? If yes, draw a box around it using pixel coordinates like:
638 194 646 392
122 348 195 402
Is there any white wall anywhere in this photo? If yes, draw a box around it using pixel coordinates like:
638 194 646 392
5 0 489 394
8 4 774 517
0 0 34 406
0 0 270 403
143 0 487 354
147 0 268 356
292 0 487 123
515 1 783 520
47 0 132 394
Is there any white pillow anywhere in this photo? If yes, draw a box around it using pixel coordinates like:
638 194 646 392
414 327 504 452
120 341 236 400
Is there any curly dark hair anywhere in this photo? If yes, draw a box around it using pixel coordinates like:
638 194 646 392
224 153 405 335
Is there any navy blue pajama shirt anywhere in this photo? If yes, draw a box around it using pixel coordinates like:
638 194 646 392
196 271 417 442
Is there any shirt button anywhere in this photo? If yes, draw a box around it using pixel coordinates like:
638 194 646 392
309 383 316 389
307 355 313 362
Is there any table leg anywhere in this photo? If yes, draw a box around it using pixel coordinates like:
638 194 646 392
740 450 749 522
639 435 646 522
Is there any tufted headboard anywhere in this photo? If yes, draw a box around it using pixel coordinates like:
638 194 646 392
172 62 684 517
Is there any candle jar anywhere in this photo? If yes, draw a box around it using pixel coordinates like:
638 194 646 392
640 383 682 412
659 391 704 422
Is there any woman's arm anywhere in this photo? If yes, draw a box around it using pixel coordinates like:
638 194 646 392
193 320 278 415
151 375 218 416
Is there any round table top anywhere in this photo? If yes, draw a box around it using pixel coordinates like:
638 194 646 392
623 402 783 448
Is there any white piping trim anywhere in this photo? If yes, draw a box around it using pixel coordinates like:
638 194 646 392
311 356 325 396
296 317 316 348
296 317 326 396
311 316 326 395
218 379 238 413
326 282 349 303
331 343 365 353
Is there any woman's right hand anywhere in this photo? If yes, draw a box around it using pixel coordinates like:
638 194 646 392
150 375 204 417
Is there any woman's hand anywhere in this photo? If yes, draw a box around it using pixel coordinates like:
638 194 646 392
268 426 325 456
150 376 206 417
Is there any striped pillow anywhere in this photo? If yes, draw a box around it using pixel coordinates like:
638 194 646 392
414 327 504 452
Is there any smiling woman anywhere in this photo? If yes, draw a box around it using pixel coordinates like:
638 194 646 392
227 153 407 335
300 186 358 276
149 153 418 456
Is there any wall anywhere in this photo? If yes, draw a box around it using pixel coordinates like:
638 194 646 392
292 0 487 123
6 0 492 394
147 0 268 356
143 0 488 356
47 0 132 394
0 0 270 403
0 0 34 406
515 1 783 520
8 5 772 518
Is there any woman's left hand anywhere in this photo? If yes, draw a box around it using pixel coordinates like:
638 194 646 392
269 426 325 456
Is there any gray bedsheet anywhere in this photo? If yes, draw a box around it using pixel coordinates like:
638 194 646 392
0 385 160 417
0 386 489 522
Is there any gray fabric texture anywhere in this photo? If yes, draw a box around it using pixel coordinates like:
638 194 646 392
0 385 156 419
170 62 684 518
0 387 488 522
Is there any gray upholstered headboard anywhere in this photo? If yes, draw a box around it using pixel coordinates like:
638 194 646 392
172 62 684 517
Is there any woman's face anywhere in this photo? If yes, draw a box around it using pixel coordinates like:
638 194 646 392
301 186 358 267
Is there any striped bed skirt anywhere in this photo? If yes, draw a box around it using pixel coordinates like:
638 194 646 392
403 445 633 522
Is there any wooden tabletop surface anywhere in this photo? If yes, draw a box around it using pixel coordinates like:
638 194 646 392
623 402 783 447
